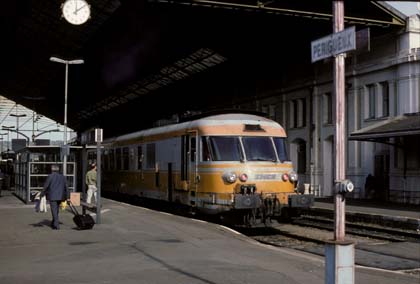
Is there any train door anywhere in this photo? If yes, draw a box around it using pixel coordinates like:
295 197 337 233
181 132 198 207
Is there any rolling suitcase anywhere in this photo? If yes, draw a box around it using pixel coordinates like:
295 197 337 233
67 200 95 230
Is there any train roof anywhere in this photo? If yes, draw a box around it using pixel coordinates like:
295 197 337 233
104 113 285 144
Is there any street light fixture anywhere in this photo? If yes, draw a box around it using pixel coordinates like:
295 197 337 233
50 56 84 177
10 113 27 139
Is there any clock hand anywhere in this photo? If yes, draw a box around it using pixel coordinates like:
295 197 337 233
74 0 78 14
74 4 87 14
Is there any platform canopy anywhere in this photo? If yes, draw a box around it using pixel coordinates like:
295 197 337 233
349 113 420 142
0 0 406 138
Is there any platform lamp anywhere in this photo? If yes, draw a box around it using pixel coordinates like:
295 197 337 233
49 56 84 178
2 126 14 152
10 113 27 140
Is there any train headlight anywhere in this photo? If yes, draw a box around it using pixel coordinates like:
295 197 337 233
239 173 248 182
289 172 298 182
281 173 289 182
223 172 237 183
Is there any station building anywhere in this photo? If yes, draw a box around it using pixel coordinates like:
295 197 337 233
234 14 420 204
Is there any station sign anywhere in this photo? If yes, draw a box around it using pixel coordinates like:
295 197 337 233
311 26 356 62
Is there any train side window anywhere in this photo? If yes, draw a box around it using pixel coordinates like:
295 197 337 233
109 149 115 170
181 135 189 181
137 146 143 170
190 137 196 162
122 147 129 170
146 144 155 169
201 137 211 161
116 148 122 170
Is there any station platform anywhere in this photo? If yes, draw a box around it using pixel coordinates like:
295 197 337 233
309 198 420 231
0 190 418 284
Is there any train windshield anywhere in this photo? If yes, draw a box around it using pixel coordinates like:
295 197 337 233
273 137 289 162
242 137 277 162
208 136 243 161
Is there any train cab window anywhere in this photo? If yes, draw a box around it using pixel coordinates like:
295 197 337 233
201 137 211 161
242 137 277 162
273 137 289 162
146 144 155 169
208 136 243 161
137 146 143 170
122 147 129 170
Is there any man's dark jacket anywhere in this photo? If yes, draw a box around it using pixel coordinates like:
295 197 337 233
43 172 68 201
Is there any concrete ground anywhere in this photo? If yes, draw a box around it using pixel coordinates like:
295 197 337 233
0 190 418 284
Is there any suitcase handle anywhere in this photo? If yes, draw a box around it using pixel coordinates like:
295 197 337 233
67 200 80 216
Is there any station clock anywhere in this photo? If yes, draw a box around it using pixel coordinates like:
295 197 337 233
62 0 91 25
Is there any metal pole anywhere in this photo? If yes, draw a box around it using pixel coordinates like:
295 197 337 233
32 111 35 142
325 2 355 284
333 0 346 242
63 63 68 178
96 140 102 224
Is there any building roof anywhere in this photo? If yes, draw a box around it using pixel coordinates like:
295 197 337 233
0 1 406 138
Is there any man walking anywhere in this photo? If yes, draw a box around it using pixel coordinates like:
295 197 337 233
86 163 97 204
43 164 68 230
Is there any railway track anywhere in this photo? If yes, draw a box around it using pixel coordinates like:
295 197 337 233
233 216 420 273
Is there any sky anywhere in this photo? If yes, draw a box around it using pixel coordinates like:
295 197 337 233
386 1 420 16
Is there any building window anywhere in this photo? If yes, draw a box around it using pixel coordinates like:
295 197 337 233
323 93 333 124
297 99 306 127
381 82 389 117
290 99 306 128
297 141 306 174
292 100 298 128
367 84 376 119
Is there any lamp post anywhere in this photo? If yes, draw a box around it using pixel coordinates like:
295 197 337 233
50 56 84 177
10 113 27 140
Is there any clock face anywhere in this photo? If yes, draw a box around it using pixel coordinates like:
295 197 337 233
62 0 91 25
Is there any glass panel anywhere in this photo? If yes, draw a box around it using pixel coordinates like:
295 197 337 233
273 137 289 162
66 176 74 188
209 137 242 161
30 176 48 188
66 163 75 175
242 137 276 162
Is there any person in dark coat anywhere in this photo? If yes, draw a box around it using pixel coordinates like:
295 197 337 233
43 164 69 230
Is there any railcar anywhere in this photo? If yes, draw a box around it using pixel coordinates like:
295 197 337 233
99 113 314 226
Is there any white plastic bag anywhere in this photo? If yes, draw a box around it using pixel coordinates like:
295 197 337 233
39 196 47 213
